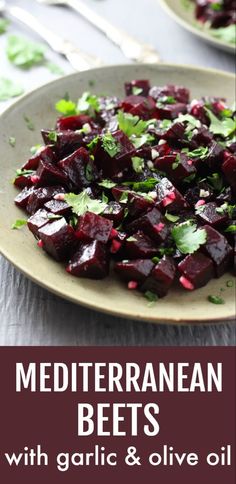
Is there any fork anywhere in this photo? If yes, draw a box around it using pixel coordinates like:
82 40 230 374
0 0 103 71
37 0 160 63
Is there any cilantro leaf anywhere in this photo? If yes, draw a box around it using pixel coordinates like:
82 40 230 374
177 114 201 132
64 191 107 216
47 131 58 142
123 178 158 192
55 99 77 116
9 137 16 147
211 24 236 45
144 291 158 306
11 219 28 230
208 295 225 305
131 156 144 173
205 107 236 138
77 91 100 115
132 133 155 148
7 35 46 69
182 146 209 159
0 77 24 101
207 173 223 191
165 212 180 223
132 86 143 95
0 18 10 35
172 221 207 254
30 144 42 155
102 133 120 157
117 111 154 137
98 180 117 189
23 115 35 131
225 225 236 233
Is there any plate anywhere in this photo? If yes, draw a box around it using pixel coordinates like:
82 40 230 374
0 64 235 324
159 0 236 54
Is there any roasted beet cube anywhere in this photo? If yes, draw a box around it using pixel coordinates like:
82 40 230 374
178 253 214 289
141 256 176 297
125 80 151 97
36 159 68 187
27 209 50 238
197 202 228 228
155 153 196 184
14 173 34 189
156 103 187 120
163 122 185 141
125 231 158 259
126 207 169 244
128 192 154 218
190 100 209 125
115 259 154 284
42 129 84 157
44 199 71 217
58 147 96 189
94 130 135 179
66 240 109 279
27 186 65 214
121 95 157 120
191 127 213 147
202 225 233 277
76 212 113 243
22 145 56 171
222 154 236 190
103 202 124 225
56 114 97 132
205 141 224 169
38 218 76 261
149 84 190 104
156 177 189 212
14 186 34 209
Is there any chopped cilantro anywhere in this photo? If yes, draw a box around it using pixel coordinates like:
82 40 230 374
216 202 236 218
211 24 236 45
182 146 209 159
152 256 160 264
172 153 181 170
177 114 201 133
64 191 107 216
225 225 236 233
101 192 109 204
131 156 144 173
123 178 158 192
77 91 100 115
119 191 129 204
183 174 196 184
85 163 94 182
23 115 35 131
7 35 46 69
30 144 42 155
127 236 137 242
47 131 58 142
144 291 158 306
132 133 155 148
98 180 117 189
132 86 143 96
55 99 77 116
205 107 236 138
87 135 100 152
117 111 154 137
160 119 172 130
11 219 27 230
157 95 176 107
208 295 225 305
9 137 16 147
102 133 120 157
15 168 34 179
172 221 207 254
165 212 180 223
0 77 24 101
210 2 222 11
0 18 10 35
207 173 223 191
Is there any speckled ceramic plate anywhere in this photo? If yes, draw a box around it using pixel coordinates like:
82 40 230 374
159 0 236 54
0 64 235 324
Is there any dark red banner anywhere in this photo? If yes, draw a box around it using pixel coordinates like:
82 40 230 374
0 347 235 484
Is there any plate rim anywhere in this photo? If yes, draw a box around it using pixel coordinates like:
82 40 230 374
0 63 235 325
158 0 236 54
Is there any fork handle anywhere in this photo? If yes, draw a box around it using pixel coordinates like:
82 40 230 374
7 5 103 70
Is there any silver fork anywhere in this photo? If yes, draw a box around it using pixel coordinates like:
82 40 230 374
37 0 160 63
0 0 103 71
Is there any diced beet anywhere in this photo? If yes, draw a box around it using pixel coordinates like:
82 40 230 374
27 186 65 214
44 199 71 217
102 202 124 225
22 145 56 171
115 259 154 284
14 173 34 189
163 122 185 141
112 186 131 203
197 202 228 228
141 256 176 297
14 186 34 209
205 141 224 169
128 192 154 218
56 114 98 132
178 252 214 289
191 127 213 146
35 159 68 187
125 231 158 259
121 95 157 120
94 130 135 179
190 101 209 125
222 154 236 190
58 147 96 190
149 85 190 104
126 207 169 244
201 225 233 277
66 240 109 279
38 218 77 261
75 212 113 243
27 209 51 238
125 80 151 97
156 103 187 120
154 153 196 184
42 129 84 157
156 177 189 212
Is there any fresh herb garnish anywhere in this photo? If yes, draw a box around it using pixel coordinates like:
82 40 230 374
183 174 196 184
87 135 100 152
216 202 236 218
132 86 143 96
127 236 137 242
85 164 94 182
119 191 129 204
177 114 201 132
172 221 207 254
157 96 176 107
0 18 10 35
131 156 144 173
144 290 158 306
98 180 117 189
23 115 35 131
172 153 181 170
0 77 24 101
211 24 236 45
208 295 225 305
132 133 155 149
225 225 236 233
15 168 34 178
165 212 180 223
9 137 16 147
47 131 58 142
152 256 160 264
11 219 28 230
7 35 46 69
123 178 158 192
182 146 209 159
207 173 223 191
160 119 172 130
30 144 42 155
117 111 154 137
55 99 77 116
205 107 236 138
210 2 222 12
64 191 107 216
77 91 100 115
102 133 120 157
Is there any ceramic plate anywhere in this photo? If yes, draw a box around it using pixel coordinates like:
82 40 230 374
0 64 235 324
159 0 236 54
